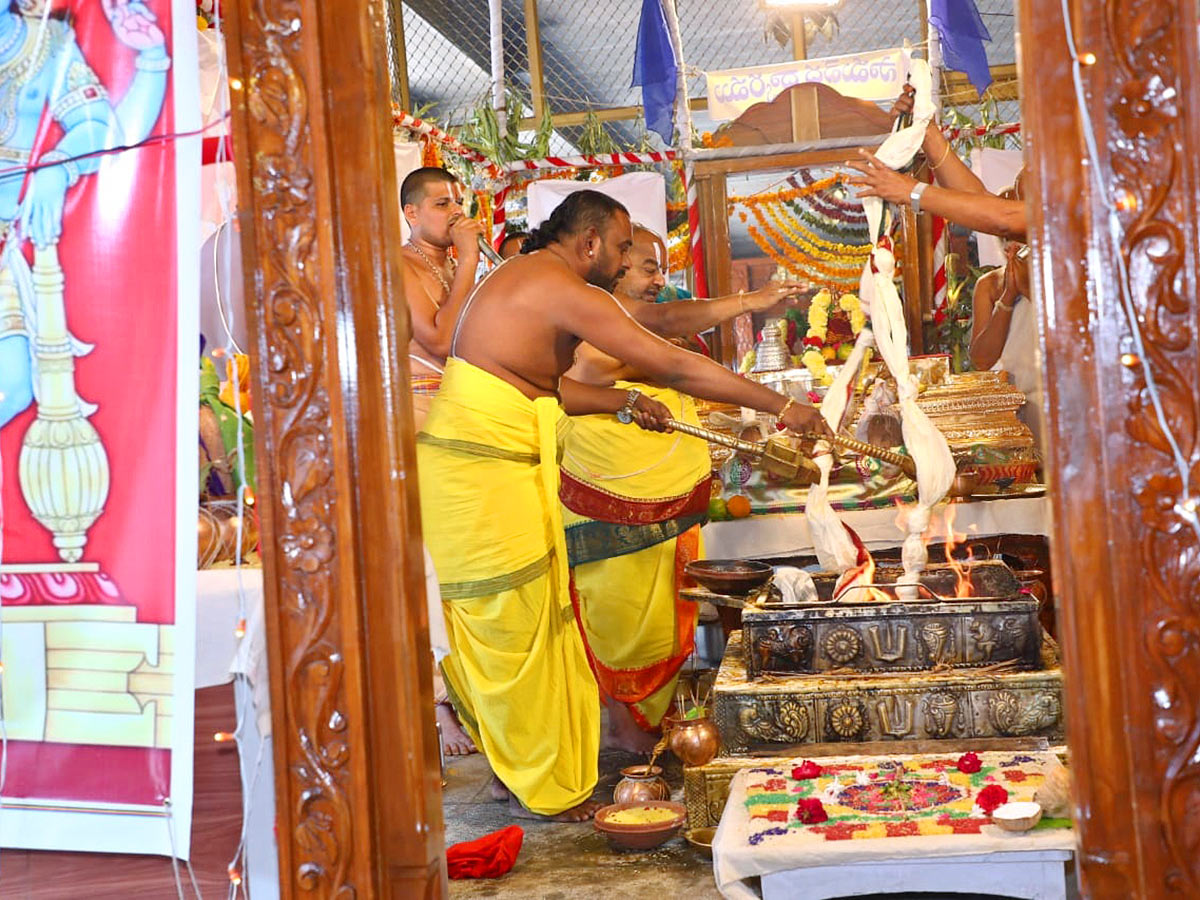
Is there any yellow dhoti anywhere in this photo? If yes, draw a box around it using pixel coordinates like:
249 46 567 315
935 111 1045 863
561 383 712 729
418 358 599 815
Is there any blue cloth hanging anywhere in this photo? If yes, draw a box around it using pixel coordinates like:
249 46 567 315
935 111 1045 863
632 0 678 143
929 0 993 95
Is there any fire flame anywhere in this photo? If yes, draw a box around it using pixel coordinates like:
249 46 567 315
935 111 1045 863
943 505 974 598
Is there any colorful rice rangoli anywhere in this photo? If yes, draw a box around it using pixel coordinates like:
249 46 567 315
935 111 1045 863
742 750 1070 846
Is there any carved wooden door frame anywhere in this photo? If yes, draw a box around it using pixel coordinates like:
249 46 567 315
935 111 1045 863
225 1 446 896
1020 1 1200 895
220 0 1200 897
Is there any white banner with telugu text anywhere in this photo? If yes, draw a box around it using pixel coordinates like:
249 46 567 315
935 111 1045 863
705 47 912 122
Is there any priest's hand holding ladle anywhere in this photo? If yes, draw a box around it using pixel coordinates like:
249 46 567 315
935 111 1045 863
630 394 674 433
777 397 831 441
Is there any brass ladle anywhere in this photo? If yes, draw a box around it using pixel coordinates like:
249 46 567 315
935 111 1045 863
665 419 917 482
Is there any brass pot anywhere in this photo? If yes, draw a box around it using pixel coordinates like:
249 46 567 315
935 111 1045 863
669 714 721 767
613 764 670 805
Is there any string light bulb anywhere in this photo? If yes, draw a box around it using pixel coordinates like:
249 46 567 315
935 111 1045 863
229 77 244 91
234 617 246 639
228 867 243 885
1078 51 1097 66
244 487 256 506
213 731 235 742
1115 190 1139 212
1120 352 1140 368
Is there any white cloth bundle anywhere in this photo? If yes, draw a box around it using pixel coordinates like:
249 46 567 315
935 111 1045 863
800 58 954 596
860 59 955 594
772 566 819 605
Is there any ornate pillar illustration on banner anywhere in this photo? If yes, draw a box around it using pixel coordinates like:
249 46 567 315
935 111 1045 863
17 246 110 562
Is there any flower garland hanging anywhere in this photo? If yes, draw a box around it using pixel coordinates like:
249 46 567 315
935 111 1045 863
755 202 871 260
727 175 842 212
746 225 865 292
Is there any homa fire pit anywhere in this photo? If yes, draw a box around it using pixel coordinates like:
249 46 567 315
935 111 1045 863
741 560 1042 679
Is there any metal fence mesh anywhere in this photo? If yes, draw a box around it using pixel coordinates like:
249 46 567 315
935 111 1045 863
389 0 1022 147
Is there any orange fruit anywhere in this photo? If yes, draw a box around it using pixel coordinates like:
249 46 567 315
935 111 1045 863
726 495 752 518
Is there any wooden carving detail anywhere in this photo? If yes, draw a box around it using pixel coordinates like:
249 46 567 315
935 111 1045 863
237 2 354 894
1103 1 1200 893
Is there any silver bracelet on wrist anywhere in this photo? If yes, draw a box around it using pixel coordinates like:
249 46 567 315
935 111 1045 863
909 181 929 215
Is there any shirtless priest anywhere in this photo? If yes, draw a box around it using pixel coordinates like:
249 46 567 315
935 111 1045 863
417 190 828 822
399 166 486 759
563 225 803 751
400 166 486 428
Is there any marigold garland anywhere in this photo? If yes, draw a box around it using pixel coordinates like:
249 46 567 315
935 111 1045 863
727 175 842 211
746 226 862 293
755 202 871 259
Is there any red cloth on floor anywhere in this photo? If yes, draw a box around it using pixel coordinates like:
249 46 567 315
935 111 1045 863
446 825 524 879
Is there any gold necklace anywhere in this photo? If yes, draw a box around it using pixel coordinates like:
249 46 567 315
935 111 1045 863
407 242 456 296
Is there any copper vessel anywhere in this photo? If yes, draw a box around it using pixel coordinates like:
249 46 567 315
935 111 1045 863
613 764 670 804
669 714 721 767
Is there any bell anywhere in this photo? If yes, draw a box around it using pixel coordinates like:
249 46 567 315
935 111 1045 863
753 318 791 373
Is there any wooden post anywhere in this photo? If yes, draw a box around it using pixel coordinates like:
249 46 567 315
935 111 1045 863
898 204 924 355
697 173 733 364
1019 0 1200 895
789 14 819 144
224 1 446 896
525 0 547 121
386 0 411 110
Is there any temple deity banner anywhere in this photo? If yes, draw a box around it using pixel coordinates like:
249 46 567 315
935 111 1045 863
0 0 200 857
705 48 912 122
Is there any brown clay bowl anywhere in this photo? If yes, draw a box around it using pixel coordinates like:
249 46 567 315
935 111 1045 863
594 801 687 851
684 559 773 596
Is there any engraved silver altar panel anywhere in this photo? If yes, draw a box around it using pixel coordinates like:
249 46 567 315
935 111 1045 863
740 560 1040 678
714 632 1064 755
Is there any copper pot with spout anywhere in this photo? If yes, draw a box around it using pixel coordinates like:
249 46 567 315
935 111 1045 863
669 713 721 767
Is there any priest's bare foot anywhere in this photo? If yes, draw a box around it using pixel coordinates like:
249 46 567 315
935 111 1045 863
436 703 477 757
603 699 659 754
489 774 510 802
507 795 604 822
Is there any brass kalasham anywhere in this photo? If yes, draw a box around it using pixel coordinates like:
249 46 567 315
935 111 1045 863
663 419 917 481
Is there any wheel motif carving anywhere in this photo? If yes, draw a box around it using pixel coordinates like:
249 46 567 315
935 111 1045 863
823 625 863 664
826 701 867 740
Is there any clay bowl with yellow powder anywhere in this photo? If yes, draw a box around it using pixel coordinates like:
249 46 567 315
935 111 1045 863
594 801 687 851
685 559 773 596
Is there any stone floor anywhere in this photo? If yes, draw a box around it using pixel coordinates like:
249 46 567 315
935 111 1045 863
443 746 720 899
441 745 1074 900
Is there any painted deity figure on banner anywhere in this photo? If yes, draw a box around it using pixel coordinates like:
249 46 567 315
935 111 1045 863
0 0 169 561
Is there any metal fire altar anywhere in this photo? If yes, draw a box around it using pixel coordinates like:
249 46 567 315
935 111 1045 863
681 557 1064 827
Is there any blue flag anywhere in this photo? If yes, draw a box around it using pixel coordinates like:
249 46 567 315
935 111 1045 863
632 0 678 143
930 0 993 96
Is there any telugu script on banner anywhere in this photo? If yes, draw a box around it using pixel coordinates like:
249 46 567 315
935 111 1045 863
705 48 912 122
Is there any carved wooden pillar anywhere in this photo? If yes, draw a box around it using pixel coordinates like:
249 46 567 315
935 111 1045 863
224 1 446 897
1019 1 1200 896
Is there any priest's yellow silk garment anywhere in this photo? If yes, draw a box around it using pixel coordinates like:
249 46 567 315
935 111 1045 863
560 383 711 728
417 358 599 816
